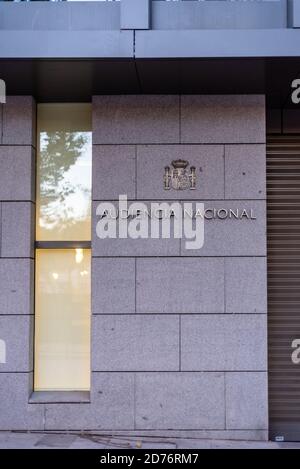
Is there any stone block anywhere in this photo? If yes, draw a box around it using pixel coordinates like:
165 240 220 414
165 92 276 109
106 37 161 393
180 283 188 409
181 315 267 371
225 257 267 314
136 258 224 314
181 200 266 256
93 95 180 144
92 201 180 256
93 145 136 200
44 373 135 430
135 372 225 429
92 258 135 314
181 95 265 144
137 145 224 200
225 145 266 199
1 202 34 258
0 104 2 143
226 372 268 430
0 315 33 372
0 373 44 430
2 96 36 146
92 315 179 371
0 146 34 201
0 259 33 315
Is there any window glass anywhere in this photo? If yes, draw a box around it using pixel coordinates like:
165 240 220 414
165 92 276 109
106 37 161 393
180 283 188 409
36 104 92 241
34 249 91 391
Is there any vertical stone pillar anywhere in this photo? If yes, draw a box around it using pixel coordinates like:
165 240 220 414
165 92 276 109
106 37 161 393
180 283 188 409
0 97 43 429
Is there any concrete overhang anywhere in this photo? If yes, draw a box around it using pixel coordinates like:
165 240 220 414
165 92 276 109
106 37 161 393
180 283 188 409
0 1 300 106
0 30 133 59
135 29 300 59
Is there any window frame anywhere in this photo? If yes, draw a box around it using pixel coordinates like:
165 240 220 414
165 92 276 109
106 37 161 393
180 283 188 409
32 102 92 400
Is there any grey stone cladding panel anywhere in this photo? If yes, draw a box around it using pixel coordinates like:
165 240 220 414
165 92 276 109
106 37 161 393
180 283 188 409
180 200 266 256
0 259 33 315
93 145 136 201
2 96 36 146
0 104 2 144
181 95 265 144
0 315 33 372
92 201 180 256
181 315 267 371
1 202 34 258
0 146 35 201
135 372 225 430
93 95 180 144
0 373 44 430
225 145 266 200
92 315 179 371
44 373 135 430
225 257 267 314
92 258 135 314
225 372 268 430
136 258 224 314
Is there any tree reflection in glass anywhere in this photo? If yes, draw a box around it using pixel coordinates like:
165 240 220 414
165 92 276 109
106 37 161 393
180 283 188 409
36 104 92 241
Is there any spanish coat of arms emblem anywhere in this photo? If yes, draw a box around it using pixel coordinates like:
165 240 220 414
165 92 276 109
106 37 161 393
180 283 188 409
163 159 196 190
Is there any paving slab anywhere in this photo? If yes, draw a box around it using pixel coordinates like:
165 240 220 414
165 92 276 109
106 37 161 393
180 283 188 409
0 432 299 449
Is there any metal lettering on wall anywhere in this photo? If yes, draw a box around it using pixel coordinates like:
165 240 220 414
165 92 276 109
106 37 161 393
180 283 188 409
94 157 259 250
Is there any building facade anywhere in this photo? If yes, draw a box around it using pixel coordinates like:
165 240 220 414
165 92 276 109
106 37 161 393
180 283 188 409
0 0 300 442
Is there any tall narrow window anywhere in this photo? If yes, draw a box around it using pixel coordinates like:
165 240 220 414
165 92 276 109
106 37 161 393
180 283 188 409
34 104 92 391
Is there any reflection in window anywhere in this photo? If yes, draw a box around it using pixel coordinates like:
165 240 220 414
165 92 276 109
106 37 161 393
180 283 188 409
36 104 92 241
35 103 92 392
35 249 91 391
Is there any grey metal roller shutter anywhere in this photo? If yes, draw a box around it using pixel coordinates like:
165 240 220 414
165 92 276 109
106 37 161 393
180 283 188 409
268 135 300 442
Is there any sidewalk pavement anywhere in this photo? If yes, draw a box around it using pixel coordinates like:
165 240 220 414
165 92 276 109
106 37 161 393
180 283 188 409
0 432 300 449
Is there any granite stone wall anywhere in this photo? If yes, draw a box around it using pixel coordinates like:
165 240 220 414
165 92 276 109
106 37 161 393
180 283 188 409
0 95 268 440
0 97 43 429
